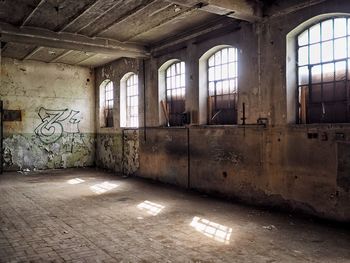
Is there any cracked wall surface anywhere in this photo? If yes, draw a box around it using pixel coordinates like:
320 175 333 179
1 58 96 171
94 58 141 175
93 1 350 221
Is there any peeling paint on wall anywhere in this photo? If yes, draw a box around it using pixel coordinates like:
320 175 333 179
3 133 95 170
96 131 139 175
1 58 96 171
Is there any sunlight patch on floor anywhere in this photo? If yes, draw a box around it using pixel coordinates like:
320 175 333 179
137 200 165 216
190 216 232 244
90 182 118 194
67 178 85 185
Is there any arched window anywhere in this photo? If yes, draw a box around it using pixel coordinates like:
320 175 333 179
207 47 238 125
126 74 139 127
120 73 139 128
99 80 114 128
297 17 350 123
165 61 185 126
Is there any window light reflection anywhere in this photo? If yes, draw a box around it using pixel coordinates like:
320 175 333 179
67 178 85 185
190 216 232 244
137 200 164 216
90 182 118 194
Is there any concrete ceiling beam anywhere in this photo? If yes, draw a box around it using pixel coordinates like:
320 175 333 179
23 46 42 60
21 0 46 27
94 0 157 37
0 22 149 58
165 0 262 22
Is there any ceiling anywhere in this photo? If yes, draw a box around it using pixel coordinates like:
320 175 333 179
0 0 318 67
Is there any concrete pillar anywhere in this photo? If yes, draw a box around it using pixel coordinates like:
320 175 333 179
186 41 199 124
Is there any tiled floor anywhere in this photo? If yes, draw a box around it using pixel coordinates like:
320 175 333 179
0 168 349 262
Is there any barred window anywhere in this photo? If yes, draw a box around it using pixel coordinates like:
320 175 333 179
126 74 139 127
208 47 238 125
166 61 185 126
297 17 350 123
104 80 114 127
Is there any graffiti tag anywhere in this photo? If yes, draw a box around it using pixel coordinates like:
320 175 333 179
34 107 81 144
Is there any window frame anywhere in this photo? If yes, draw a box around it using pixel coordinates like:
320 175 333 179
103 80 114 128
165 61 186 126
207 47 238 125
126 73 139 128
296 16 350 124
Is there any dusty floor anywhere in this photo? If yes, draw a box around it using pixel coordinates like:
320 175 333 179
0 168 349 263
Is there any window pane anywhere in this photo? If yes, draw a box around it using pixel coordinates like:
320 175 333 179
215 52 221 65
335 61 346 81
181 62 185 74
209 82 215 95
321 19 333 41
334 37 347 59
208 56 214 67
298 66 309 85
323 63 334 82
215 66 221 80
334 18 347 38
222 49 228 63
216 81 222 95
310 43 321 64
181 74 185 87
222 80 229 94
298 30 308 46
321 40 333 62
228 63 235 78
209 67 214 81
298 46 308 65
309 24 320 43
222 64 228 79
228 48 235 62
311 65 322 83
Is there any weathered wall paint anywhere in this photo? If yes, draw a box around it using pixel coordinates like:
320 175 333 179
94 58 141 174
1 58 95 170
95 0 350 221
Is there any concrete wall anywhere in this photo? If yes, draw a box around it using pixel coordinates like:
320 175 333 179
1 58 95 170
94 58 142 174
94 0 350 221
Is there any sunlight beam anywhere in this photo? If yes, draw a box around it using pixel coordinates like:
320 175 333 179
190 216 232 244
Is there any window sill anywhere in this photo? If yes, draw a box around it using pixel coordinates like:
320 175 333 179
289 123 350 129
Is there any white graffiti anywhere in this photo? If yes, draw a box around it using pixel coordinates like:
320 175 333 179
34 107 81 144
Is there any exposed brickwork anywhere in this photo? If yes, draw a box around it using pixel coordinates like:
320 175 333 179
0 169 349 262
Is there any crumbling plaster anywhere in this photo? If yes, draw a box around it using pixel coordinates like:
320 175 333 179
1 58 96 170
94 0 350 221
94 58 142 174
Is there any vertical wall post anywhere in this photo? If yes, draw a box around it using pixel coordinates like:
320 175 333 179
0 100 3 174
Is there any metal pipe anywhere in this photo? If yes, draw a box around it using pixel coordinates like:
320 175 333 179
142 59 147 142
122 129 125 176
187 127 190 189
